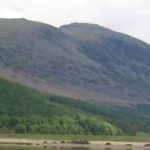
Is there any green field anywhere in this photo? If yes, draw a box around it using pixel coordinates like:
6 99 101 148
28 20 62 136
1 134 150 142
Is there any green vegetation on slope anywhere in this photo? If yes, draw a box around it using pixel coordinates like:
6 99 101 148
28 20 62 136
0 79 70 117
0 78 150 135
48 95 150 135
0 78 121 135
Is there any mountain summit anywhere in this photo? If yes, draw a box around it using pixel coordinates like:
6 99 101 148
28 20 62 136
0 18 150 105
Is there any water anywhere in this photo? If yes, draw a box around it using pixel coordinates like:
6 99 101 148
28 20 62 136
0 145 149 150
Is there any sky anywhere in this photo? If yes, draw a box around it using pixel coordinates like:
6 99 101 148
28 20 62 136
0 0 150 43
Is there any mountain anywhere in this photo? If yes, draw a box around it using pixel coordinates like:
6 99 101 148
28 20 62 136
0 18 150 105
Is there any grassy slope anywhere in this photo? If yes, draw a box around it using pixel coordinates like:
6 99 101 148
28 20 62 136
48 96 150 135
0 78 121 135
0 78 150 135
0 78 72 117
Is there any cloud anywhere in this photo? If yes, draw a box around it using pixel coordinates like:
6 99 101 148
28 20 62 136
0 0 149 43
0 9 23 18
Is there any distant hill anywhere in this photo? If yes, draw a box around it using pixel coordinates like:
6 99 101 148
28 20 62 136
0 18 150 105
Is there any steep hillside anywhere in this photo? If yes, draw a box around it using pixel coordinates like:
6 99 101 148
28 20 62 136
0 78 70 117
0 78 150 135
0 18 150 105
60 23 150 105
0 78 122 135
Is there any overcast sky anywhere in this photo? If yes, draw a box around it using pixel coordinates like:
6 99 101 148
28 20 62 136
0 0 150 43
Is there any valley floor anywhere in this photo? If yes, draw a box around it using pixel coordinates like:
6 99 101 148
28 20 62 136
0 138 150 149
0 134 150 142
0 135 150 150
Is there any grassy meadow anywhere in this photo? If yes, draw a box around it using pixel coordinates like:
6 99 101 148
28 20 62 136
0 134 150 142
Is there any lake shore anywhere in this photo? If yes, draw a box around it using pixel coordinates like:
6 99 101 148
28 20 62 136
0 138 150 150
